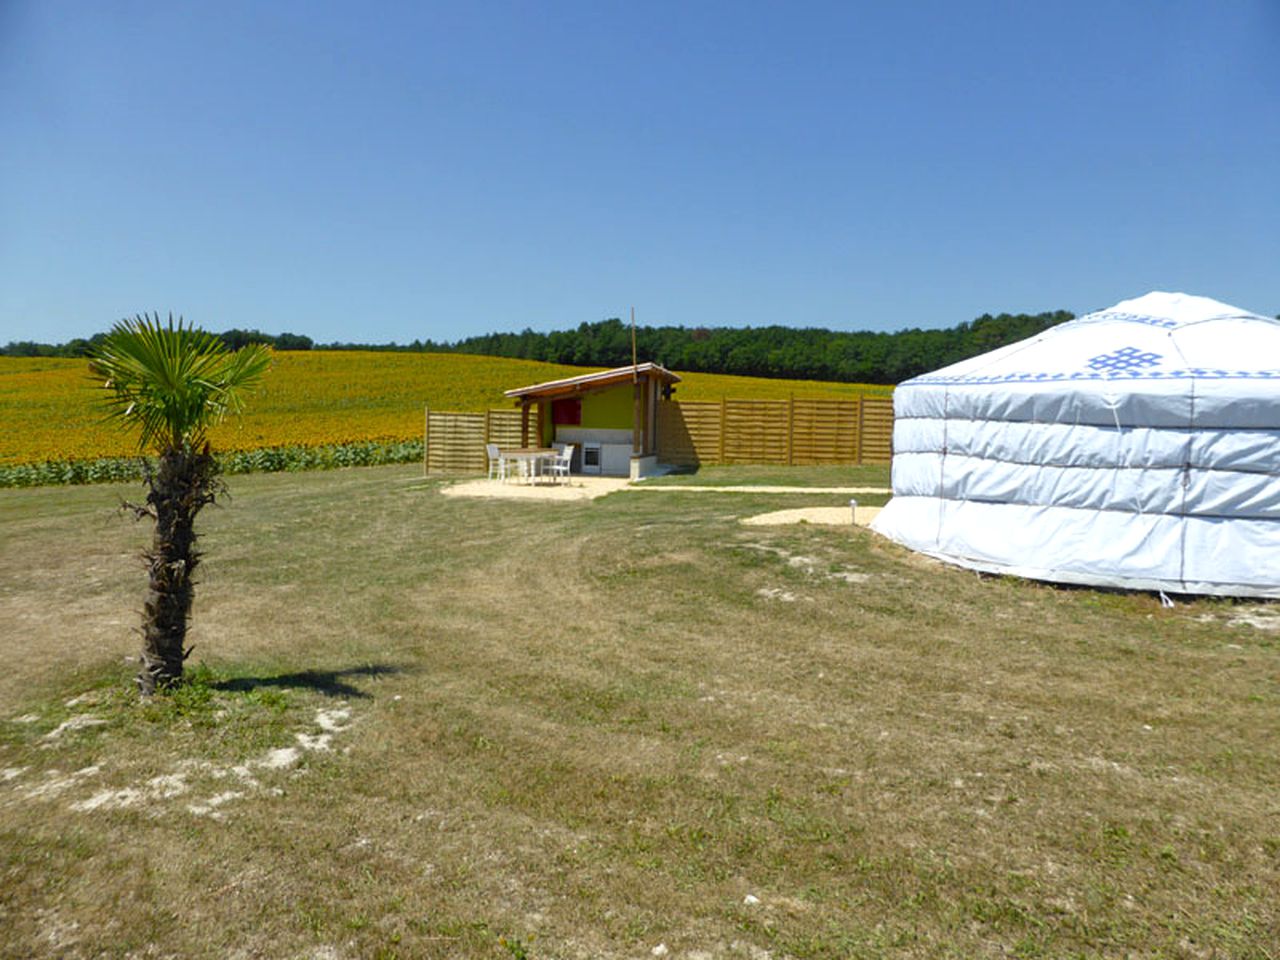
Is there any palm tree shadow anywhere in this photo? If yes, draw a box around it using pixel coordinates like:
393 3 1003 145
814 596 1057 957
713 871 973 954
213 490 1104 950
213 664 403 699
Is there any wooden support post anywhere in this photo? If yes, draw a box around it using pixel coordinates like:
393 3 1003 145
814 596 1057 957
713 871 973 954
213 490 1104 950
648 379 659 454
642 380 653 454
633 380 642 454
482 409 491 474
855 395 863 465
423 405 430 476
654 385 660 454
719 397 727 464
535 400 546 446
521 400 530 447
644 380 651 454
787 394 794 466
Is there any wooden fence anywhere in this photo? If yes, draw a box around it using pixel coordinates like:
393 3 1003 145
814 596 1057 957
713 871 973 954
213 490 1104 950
423 408 523 474
655 396 893 466
424 395 894 473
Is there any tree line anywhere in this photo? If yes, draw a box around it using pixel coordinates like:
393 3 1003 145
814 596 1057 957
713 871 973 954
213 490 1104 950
410 312 1076 384
4 311 1082 384
1 328 316 358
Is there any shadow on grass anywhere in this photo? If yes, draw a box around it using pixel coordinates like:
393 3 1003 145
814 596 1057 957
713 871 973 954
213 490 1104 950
213 664 404 699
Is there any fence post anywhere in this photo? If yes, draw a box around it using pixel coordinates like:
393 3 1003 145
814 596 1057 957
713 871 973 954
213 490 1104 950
483 410 492 476
719 397 727 464
423 405 430 475
854 396 863 464
787 394 795 466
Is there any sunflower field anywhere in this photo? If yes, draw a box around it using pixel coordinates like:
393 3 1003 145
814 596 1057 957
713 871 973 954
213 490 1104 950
0 351 890 485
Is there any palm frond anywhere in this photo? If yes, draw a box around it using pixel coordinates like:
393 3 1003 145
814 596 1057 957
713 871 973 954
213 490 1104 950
89 313 272 453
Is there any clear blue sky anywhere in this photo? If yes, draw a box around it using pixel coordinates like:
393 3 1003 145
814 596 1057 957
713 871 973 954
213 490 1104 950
2 0 1277 345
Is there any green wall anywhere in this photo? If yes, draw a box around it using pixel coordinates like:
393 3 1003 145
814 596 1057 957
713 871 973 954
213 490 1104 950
540 383 637 444
580 384 633 430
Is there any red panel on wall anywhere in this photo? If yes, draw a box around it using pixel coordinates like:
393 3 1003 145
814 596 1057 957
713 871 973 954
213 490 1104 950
552 397 581 425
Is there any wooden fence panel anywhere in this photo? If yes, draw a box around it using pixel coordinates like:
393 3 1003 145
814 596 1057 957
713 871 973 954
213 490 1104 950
428 395 895 474
425 410 486 473
791 398 860 464
656 400 721 466
859 397 894 463
485 409 524 449
722 399 789 464
656 395 894 467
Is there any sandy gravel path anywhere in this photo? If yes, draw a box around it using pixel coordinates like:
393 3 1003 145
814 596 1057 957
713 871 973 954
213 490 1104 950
438 477 632 501
739 505 882 527
632 484 889 495
436 478 890 511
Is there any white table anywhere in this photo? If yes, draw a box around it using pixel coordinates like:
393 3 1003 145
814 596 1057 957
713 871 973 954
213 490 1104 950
499 447 558 483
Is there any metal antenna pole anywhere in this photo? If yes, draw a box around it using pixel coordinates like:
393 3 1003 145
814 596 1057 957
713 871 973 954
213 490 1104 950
631 306 638 379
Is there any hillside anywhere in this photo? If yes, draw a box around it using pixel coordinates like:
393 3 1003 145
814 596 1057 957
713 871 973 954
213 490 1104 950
2 310 1078 384
0 352 890 467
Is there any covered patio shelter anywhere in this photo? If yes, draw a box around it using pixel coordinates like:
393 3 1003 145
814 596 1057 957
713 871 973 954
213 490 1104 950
503 363 681 479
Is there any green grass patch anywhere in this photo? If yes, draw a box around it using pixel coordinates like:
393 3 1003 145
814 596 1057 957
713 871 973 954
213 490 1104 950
0 464 1276 958
642 462 890 487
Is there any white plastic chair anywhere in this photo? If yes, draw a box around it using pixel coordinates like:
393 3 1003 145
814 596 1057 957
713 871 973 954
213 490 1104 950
485 443 506 481
544 444 574 484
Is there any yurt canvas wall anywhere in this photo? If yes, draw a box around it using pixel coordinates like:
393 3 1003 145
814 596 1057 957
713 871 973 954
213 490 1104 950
871 292 1280 597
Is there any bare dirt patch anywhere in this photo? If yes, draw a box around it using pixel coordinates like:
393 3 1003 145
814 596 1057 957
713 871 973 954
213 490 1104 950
1223 605 1280 631
739 540 877 589
6 701 358 825
40 715 108 743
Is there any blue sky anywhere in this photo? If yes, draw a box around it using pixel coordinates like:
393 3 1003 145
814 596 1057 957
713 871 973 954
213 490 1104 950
2 0 1277 344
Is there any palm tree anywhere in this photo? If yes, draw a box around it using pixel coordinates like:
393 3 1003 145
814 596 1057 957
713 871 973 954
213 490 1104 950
89 314 272 695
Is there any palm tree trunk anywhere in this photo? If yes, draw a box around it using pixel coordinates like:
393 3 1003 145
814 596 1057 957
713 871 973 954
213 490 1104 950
137 446 216 695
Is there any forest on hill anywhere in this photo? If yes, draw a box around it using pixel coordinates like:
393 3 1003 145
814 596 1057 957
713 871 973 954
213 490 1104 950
4 310 1075 384
409 312 1075 384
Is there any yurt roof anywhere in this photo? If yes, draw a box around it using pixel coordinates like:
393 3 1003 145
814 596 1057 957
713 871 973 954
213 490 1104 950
907 291 1279 389
1088 291 1271 329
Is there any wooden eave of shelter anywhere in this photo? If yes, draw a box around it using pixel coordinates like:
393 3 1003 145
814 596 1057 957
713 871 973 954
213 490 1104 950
503 362 681 402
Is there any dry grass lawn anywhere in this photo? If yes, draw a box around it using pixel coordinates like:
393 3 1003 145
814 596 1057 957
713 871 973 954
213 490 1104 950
0 465 1277 959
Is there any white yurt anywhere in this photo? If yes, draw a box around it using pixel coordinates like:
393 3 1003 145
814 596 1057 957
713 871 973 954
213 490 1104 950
871 291 1280 597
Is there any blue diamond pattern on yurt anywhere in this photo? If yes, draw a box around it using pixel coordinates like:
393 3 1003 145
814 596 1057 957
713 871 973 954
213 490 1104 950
1086 346 1163 373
